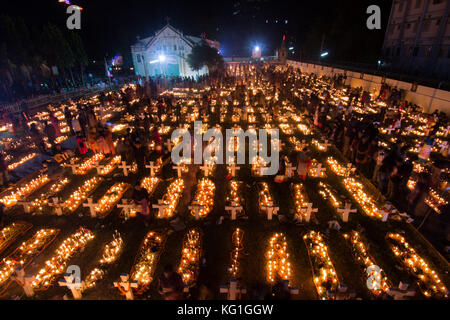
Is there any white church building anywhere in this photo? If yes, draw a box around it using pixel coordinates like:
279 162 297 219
131 24 220 78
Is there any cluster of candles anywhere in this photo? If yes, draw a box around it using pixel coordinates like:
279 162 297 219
386 233 448 298
0 222 32 253
343 178 383 219
141 177 160 195
0 174 50 208
84 231 124 290
308 160 326 178
7 153 38 171
292 183 311 219
318 182 343 209
297 123 312 135
156 178 184 218
74 153 105 175
63 176 103 213
311 139 327 152
95 182 130 218
190 178 215 218
327 157 349 177
0 228 59 291
278 124 293 135
178 228 202 288
32 228 95 290
288 136 306 151
229 228 244 279
258 182 274 211
342 231 390 296
266 233 292 284
99 156 122 175
251 156 268 176
226 180 243 207
29 178 70 213
303 231 339 300
424 188 448 214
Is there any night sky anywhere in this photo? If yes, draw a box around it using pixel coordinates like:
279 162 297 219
3 0 392 65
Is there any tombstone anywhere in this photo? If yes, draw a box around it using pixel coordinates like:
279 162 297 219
225 201 244 220
228 163 241 177
282 279 299 295
49 197 63 216
153 200 170 218
118 161 132 177
83 198 98 218
299 203 318 222
145 161 160 177
261 202 280 220
17 201 32 214
220 279 247 300
58 273 83 300
11 267 35 297
113 274 138 300
385 126 395 135
387 282 416 300
173 164 185 178
337 202 357 222
189 201 205 220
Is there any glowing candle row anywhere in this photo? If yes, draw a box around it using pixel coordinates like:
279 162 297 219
342 231 390 296
178 228 202 288
327 157 349 177
7 153 38 171
318 182 343 209
63 176 104 213
74 153 105 175
99 156 122 175
83 231 124 290
95 182 130 218
266 233 293 284
29 178 70 213
303 231 340 300
343 178 383 219
292 183 311 219
229 228 244 279
258 182 275 210
141 177 160 195
32 228 95 290
424 188 448 214
0 229 59 293
0 174 50 208
156 178 184 218
190 178 215 218
386 233 448 298
0 222 32 253
226 180 243 206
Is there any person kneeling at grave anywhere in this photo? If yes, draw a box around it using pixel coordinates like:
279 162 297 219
131 184 151 226
157 264 185 300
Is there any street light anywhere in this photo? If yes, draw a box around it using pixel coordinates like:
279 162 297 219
159 54 166 62
254 46 260 52
320 52 328 57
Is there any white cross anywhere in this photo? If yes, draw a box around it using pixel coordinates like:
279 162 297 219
299 203 318 222
322 139 331 151
440 141 448 153
153 200 170 218
146 161 160 177
189 201 205 220
337 202 357 222
228 163 240 177
118 161 132 176
345 163 356 176
285 163 296 177
66 159 79 174
165 139 174 151
117 199 141 216
12 267 35 297
160 124 168 134
58 273 84 300
387 282 416 300
282 280 299 295
17 201 32 213
405 125 414 135
261 202 280 220
113 274 138 300
49 197 63 215
378 208 390 222
95 164 106 175
220 279 247 300
225 202 243 220
83 198 98 218
385 126 395 135
200 163 214 176
443 125 450 137
173 164 186 178
311 163 326 177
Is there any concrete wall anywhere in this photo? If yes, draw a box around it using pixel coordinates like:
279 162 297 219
287 60 450 115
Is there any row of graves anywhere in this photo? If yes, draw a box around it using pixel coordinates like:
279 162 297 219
0 68 448 300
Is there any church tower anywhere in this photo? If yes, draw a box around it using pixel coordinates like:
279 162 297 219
279 35 287 64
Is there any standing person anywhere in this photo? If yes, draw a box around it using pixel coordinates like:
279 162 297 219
131 184 150 227
49 112 61 137
0 151 9 187
43 121 57 153
87 128 99 153
152 127 162 155
76 132 88 155
105 126 115 155
64 106 74 135
157 264 185 300
418 135 435 162
296 148 311 181
71 116 82 136
29 123 46 154
132 138 147 177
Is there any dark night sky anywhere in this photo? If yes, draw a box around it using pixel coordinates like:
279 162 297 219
3 0 392 63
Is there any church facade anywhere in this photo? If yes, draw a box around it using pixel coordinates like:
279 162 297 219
131 24 220 79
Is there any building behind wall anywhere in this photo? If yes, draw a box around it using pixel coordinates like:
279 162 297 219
131 24 220 79
382 0 450 80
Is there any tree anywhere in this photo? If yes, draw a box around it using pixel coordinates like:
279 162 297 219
68 31 88 86
186 41 224 77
